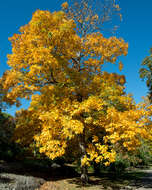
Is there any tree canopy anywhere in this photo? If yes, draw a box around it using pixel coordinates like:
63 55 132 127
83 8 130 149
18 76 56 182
2 1 152 183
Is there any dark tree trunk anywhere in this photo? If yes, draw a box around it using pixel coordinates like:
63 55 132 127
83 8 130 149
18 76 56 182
79 133 89 184
80 159 88 184
76 93 89 184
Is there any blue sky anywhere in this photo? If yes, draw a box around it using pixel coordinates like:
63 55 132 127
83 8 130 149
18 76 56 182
0 0 151 115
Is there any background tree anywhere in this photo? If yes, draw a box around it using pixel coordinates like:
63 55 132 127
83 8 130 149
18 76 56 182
0 82 3 111
0 75 18 161
0 112 16 161
139 48 152 102
0 78 7 111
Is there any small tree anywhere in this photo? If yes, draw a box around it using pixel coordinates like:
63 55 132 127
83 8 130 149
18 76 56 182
0 79 7 111
140 48 152 102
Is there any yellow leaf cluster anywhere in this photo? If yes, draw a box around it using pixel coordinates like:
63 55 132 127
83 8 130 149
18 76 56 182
62 2 68 9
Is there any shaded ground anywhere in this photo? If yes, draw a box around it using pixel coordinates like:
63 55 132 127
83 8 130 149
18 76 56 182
37 168 146 190
37 167 152 190
1 160 152 190
37 176 132 190
0 160 78 190
133 168 152 189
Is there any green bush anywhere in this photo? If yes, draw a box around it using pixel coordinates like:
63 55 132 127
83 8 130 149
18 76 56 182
92 143 152 176
0 112 22 161
135 140 152 166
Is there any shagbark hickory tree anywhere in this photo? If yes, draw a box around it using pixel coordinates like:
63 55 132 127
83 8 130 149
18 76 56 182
2 1 152 183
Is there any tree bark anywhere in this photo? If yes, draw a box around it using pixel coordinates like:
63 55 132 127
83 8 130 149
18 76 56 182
76 93 88 184
79 133 89 184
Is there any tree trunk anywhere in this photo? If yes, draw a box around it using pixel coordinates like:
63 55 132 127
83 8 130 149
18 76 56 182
76 93 88 184
79 134 89 184
80 159 88 184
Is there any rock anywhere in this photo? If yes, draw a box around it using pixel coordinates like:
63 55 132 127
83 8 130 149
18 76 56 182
51 163 61 169
0 173 45 190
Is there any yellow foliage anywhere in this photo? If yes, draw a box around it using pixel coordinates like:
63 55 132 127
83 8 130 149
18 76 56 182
62 2 68 9
3 5 152 169
119 61 123 71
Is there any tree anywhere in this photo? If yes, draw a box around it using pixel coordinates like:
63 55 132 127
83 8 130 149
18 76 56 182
0 112 16 161
62 0 122 35
0 78 7 111
139 48 152 102
3 1 151 183
0 72 17 111
0 82 3 111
